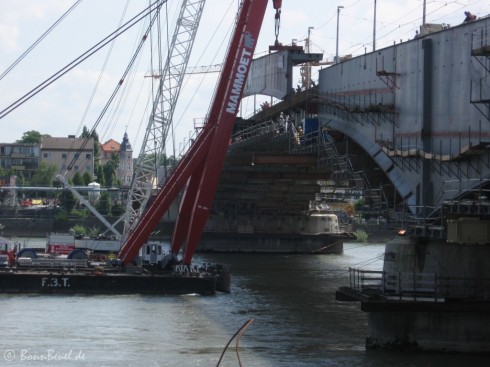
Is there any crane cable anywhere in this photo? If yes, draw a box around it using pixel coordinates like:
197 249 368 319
173 1 236 136
65 3 165 173
60 1 136 180
76 0 132 140
0 0 164 121
0 0 84 82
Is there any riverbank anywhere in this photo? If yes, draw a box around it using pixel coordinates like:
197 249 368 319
353 223 400 244
0 217 174 239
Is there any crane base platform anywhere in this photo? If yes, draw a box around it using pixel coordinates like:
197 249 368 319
0 267 230 295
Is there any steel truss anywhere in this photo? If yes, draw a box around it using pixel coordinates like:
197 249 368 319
123 0 206 239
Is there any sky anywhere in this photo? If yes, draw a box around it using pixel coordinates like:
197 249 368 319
0 0 489 157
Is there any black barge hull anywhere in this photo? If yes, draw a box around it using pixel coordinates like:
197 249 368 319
0 271 218 295
199 232 353 254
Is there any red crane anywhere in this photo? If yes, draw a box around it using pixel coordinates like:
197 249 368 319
118 0 269 265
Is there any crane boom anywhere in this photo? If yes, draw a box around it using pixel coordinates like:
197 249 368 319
122 0 206 241
56 174 122 239
118 0 269 265
172 1 268 264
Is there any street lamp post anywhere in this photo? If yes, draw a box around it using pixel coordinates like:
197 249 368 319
336 6 344 64
307 26 314 53
373 0 377 51
306 27 314 89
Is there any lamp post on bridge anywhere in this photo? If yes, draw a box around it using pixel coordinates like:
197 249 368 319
307 26 314 53
306 27 314 89
336 6 344 64
373 0 377 51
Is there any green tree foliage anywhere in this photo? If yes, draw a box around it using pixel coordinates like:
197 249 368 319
111 201 125 217
81 126 100 158
71 172 84 186
96 191 112 215
81 125 101 184
54 210 68 222
95 165 105 186
166 155 177 166
82 172 93 185
16 130 50 144
88 226 101 237
59 190 76 213
72 224 87 236
30 161 57 186
70 207 88 218
103 152 120 187
355 229 369 242
354 198 365 212
143 153 177 168
13 171 25 186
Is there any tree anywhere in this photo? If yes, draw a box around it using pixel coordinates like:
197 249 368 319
81 126 100 160
12 171 25 186
71 172 84 186
30 161 57 186
16 130 50 144
95 165 105 186
354 198 366 219
81 125 101 186
166 155 177 166
96 191 112 215
143 153 177 167
103 152 120 187
82 172 93 185
58 190 76 213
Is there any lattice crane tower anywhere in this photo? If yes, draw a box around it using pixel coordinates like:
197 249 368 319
122 0 206 239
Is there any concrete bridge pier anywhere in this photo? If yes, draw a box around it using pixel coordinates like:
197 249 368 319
363 233 490 353
366 307 490 352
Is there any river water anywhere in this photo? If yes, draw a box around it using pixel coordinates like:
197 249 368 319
1 240 488 366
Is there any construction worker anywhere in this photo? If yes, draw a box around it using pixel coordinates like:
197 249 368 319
464 11 477 23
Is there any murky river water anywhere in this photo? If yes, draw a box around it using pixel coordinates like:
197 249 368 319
0 240 488 366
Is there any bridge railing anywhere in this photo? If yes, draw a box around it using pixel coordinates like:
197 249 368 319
348 267 490 300
348 267 384 294
472 25 490 54
230 118 327 155
230 119 281 144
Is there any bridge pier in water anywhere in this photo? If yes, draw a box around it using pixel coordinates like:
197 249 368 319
338 220 490 353
364 234 490 352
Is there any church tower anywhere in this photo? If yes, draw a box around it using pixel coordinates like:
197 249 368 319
118 132 133 187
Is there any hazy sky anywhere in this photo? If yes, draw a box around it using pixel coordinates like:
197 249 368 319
0 0 488 156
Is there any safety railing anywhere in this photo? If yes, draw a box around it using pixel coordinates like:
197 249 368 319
348 267 490 301
230 120 279 144
348 268 384 294
229 119 325 155
472 25 490 55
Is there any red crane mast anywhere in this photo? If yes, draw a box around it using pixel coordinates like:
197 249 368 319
118 0 269 265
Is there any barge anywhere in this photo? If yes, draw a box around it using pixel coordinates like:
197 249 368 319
0 266 229 295
201 211 355 254
0 267 220 295
1 241 230 295
199 231 349 254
